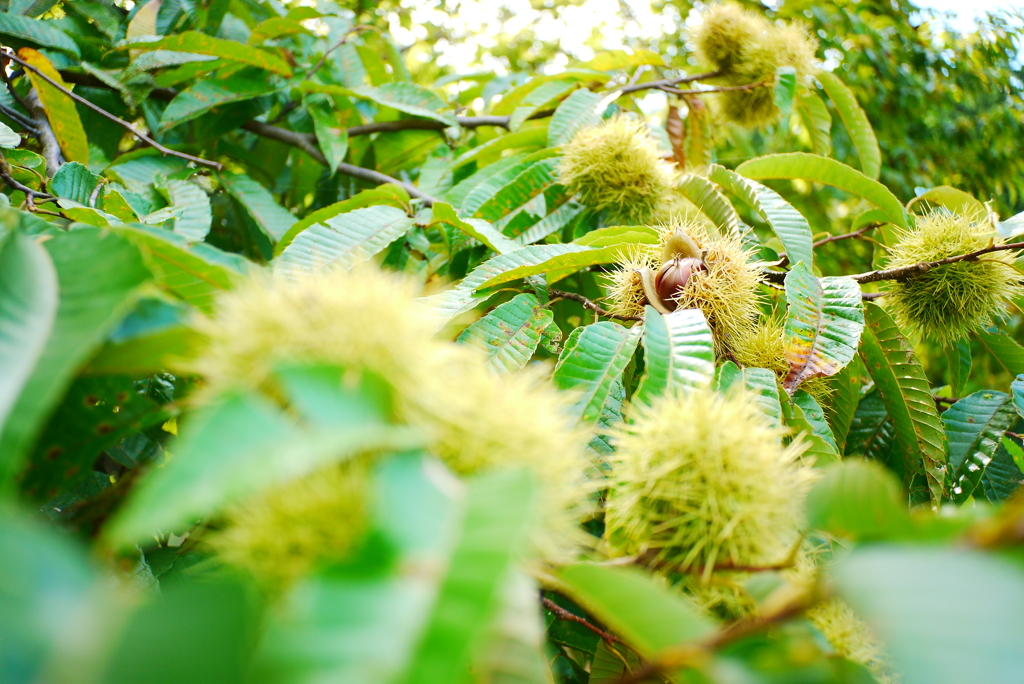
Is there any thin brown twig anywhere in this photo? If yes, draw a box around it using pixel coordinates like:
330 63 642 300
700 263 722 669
241 120 439 205
657 80 767 96
542 596 624 644
612 69 725 95
812 223 880 249
3 49 222 170
306 25 372 78
0 150 54 208
615 589 815 684
22 88 61 176
851 240 1024 284
549 288 644 322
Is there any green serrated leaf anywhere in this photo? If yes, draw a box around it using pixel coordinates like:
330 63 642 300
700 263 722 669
825 355 864 454
783 390 841 464
308 102 349 174
677 173 738 237
475 244 616 289
556 563 713 659
458 293 553 374
632 307 715 407
509 79 576 131
475 158 566 225
1013 375 1024 418
548 89 606 146
944 391 1017 503
774 67 797 118
976 329 1024 376
274 205 415 275
119 31 292 76
274 187 411 256
50 162 100 206
219 172 296 242
430 201 517 254
815 72 880 179
794 88 831 156
299 82 457 126
0 231 57 436
0 13 79 56
782 262 864 395
553 321 641 424
514 202 585 246
859 304 949 504
114 224 247 312
0 228 150 487
417 244 587 330
161 179 212 242
710 165 813 267
735 153 907 230
714 361 782 427
158 76 279 132
945 340 972 398
460 150 559 217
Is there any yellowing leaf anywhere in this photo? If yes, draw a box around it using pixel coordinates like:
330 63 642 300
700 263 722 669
19 48 88 165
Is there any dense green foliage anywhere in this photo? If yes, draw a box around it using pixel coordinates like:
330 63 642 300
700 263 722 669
2 2 1024 684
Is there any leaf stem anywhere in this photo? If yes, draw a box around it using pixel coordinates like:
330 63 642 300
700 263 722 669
541 595 624 644
549 288 644 322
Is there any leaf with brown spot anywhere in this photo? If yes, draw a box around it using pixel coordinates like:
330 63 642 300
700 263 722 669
783 262 864 394
19 48 88 164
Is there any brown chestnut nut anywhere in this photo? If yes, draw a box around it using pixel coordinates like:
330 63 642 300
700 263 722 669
654 257 705 309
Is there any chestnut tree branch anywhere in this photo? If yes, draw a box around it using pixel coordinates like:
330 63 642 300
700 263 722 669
657 79 767 96
3 50 222 170
542 596 624 644
550 288 644 322
851 240 1024 284
612 69 725 95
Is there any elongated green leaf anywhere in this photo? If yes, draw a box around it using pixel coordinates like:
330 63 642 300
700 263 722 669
836 547 1024 684
736 153 907 230
20 48 88 164
476 244 620 289
119 31 293 76
944 391 1017 503
714 361 781 427
219 172 296 242
548 89 606 146
514 202 585 246
299 82 457 126
794 88 831 156
275 187 411 256
0 228 150 487
417 244 587 329
710 165 813 267
114 224 247 312
106 370 423 547
907 186 986 219
556 563 712 659
309 102 349 174
476 158 565 224
509 79 576 131
430 201 517 254
976 329 1024 376
123 50 218 81
825 355 864 454
859 304 948 503
0 13 79 56
274 206 415 275
457 150 557 216
845 390 900 470
401 469 537 684
683 96 713 171
782 262 864 395
998 211 1024 240
0 232 57 436
450 127 548 171
158 76 279 131
50 162 99 206
553 322 641 424
815 72 880 179
806 460 911 541
162 179 212 242
981 439 1024 503
633 307 714 406
492 72 607 116
1013 375 1024 418
677 173 739 236
458 294 554 374
946 340 972 398
784 390 841 464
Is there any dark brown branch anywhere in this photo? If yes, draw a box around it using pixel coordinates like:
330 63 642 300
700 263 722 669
542 596 624 644
549 288 643 322
241 120 439 205
613 69 725 95
615 588 815 684
813 223 879 249
851 240 1024 284
22 88 61 176
3 50 222 170
657 80 767 96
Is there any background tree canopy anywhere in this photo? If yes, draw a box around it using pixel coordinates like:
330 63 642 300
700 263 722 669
1 1 1024 684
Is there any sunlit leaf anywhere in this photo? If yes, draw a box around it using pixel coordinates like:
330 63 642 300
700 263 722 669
118 31 293 76
943 391 1017 503
219 172 296 243
458 293 556 374
553 322 641 424
815 72 880 179
632 307 715 407
19 48 88 164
